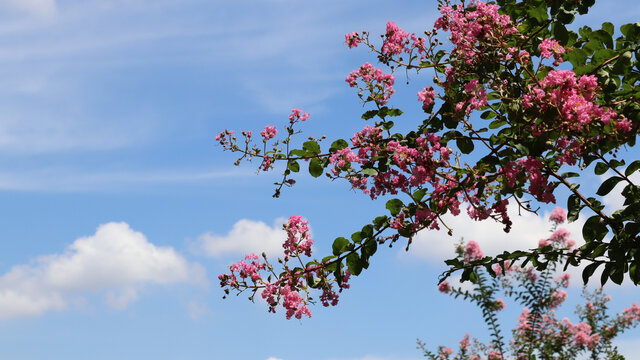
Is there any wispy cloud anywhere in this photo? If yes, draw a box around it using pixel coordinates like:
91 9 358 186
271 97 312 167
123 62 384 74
0 222 206 319
1 0 57 19
0 167 250 191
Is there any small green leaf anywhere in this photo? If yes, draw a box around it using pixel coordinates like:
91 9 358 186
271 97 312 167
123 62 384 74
287 160 300 173
303 140 321 155
373 216 388 229
330 139 348 153
309 158 324 177
361 168 379 176
363 238 377 257
583 215 608 242
346 253 363 275
362 110 379 120
582 262 601 284
594 162 608 175
386 198 404 216
332 237 351 256
456 137 474 154
596 176 624 196
567 194 582 222
413 189 427 202
626 160 640 177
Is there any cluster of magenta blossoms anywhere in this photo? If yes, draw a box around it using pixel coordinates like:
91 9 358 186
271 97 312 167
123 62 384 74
218 215 350 320
422 209 640 359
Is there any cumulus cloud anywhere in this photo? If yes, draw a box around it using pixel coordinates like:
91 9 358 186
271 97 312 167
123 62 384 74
195 218 289 258
407 202 585 263
3 0 57 18
0 222 206 319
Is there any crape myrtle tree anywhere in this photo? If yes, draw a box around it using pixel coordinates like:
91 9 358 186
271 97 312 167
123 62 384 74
216 0 640 320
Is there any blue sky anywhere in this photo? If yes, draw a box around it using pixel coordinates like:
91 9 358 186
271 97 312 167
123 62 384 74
0 1 639 359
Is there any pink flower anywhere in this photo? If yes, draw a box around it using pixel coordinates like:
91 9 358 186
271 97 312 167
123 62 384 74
345 31 360 48
418 86 436 109
260 125 277 140
539 38 565 62
549 207 567 223
438 281 452 294
464 241 484 262
288 108 310 122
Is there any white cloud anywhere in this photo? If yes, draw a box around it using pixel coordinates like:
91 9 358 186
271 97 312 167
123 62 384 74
615 336 640 360
0 222 206 319
196 218 289 258
3 0 57 18
266 357 284 360
406 202 585 263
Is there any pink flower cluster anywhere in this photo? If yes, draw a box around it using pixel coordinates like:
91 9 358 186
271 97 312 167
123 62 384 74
456 79 488 113
549 206 567 223
345 31 360 48
261 278 312 320
218 254 266 288
260 125 277 140
523 69 632 141
345 63 396 106
283 215 313 260
464 240 484 262
288 108 310 122
539 39 565 66
418 86 436 109
434 0 517 65
502 157 556 204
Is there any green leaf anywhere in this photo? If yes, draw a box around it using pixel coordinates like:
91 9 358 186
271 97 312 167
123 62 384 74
489 119 507 129
361 168 379 176
583 215 608 242
527 3 548 22
582 262 601 284
594 162 608 175
332 237 351 256
362 110 379 120
309 158 324 177
596 176 624 196
373 216 388 230
287 160 300 173
330 139 348 152
386 198 404 216
346 253 363 275
413 189 427 202
363 238 378 257
456 137 474 154
386 108 403 117
480 111 496 120
382 121 395 131
553 23 569 45
303 140 321 155
602 22 614 36
626 160 640 177
567 194 582 222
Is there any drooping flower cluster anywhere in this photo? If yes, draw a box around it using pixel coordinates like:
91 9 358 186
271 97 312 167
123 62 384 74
218 215 353 320
539 38 565 66
345 62 396 106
